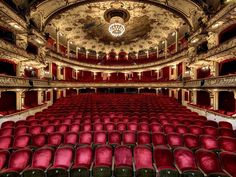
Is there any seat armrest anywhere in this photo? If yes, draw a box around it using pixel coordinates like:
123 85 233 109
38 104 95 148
153 163 158 173
20 165 31 175
45 163 53 172
67 162 73 172
198 167 207 176
90 161 94 172
174 164 182 174
222 169 233 177
132 157 136 174
112 156 115 172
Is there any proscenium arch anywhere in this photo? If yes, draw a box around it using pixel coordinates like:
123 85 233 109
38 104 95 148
40 0 198 32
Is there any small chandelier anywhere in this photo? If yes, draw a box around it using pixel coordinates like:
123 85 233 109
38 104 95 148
108 16 125 37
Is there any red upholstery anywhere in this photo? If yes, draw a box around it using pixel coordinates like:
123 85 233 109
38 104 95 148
150 123 162 133
47 133 63 146
94 145 112 167
64 132 78 145
44 125 55 134
204 126 218 137
200 135 219 150
174 147 198 172
13 134 31 149
51 146 73 169
1 121 15 128
176 125 188 134
152 132 166 146
94 123 104 131
205 120 218 128
134 146 153 171
105 123 116 132
114 145 132 168
94 131 107 145
218 128 235 137
167 133 183 148
0 150 9 170
137 131 151 145
29 126 42 135
15 126 28 136
123 131 136 145
183 134 199 150
154 145 176 171
218 137 236 152
79 131 92 145
189 126 203 135
117 123 126 131
219 121 233 129
196 149 226 175
0 128 14 136
57 124 69 133
127 123 138 131
0 136 13 150
69 124 80 133
73 146 93 169
220 152 236 177
163 124 175 134
32 133 47 148
108 131 121 145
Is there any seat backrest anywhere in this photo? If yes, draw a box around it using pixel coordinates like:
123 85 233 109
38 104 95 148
134 146 153 171
70 124 80 132
94 123 104 131
152 132 166 146
32 147 53 170
218 136 236 152
48 133 63 146
174 147 197 172
64 132 78 145
13 134 31 148
200 135 218 150
74 146 93 168
195 149 222 175
167 133 183 148
1 121 15 128
218 128 235 137
94 145 112 167
154 145 174 168
183 134 199 149
0 136 13 149
114 145 132 168
79 131 92 145
0 128 14 136
9 149 31 171
137 132 151 145
0 150 9 170
219 121 233 129
32 133 47 147
203 126 218 137
189 126 203 135
220 152 236 177
123 131 136 145
53 146 73 168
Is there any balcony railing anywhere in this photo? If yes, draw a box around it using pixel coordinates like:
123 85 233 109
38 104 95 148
1 74 236 89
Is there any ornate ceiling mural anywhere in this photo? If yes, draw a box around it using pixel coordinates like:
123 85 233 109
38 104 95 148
30 0 206 53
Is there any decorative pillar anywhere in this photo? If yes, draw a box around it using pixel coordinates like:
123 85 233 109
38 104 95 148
156 88 159 95
138 88 140 94
156 46 159 59
76 47 79 59
56 30 60 53
16 91 23 111
191 90 197 105
164 40 168 59
76 89 80 95
96 53 99 60
136 53 139 60
57 90 61 99
86 50 89 59
49 62 53 78
57 66 61 80
37 90 43 105
16 62 22 77
210 61 219 77
62 89 66 97
213 90 219 110
67 40 70 59
146 50 149 59
175 30 179 53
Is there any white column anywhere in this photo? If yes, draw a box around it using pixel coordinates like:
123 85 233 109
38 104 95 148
212 90 219 110
96 53 99 59
56 30 60 53
86 50 89 59
156 46 159 59
62 89 66 97
57 90 61 99
67 40 70 59
49 62 53 78
16 62 22 77
57 66 61 80
76 47 79 59
49 89 53 105
37 90 43 105
191 90 197 104
146 50 149 59
136 53 139 60
16 91 23 111
175 30 179 53
164 40 168 59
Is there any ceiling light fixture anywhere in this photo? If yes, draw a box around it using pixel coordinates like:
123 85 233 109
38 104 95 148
108 16 126 37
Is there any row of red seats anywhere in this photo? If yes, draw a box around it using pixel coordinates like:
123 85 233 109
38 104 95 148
0 131 235 152
0 145 235 177
1 123 235 138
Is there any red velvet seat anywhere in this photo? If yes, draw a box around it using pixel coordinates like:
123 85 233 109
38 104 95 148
134 145 155 177
163 124 175 134
123 131 136 146
93 145 113 177
220 152 236 177
44 125 55 134
0 149 31 177
29 126 42 135
218 128 235 138
108 131 121 146
137 131 151 145
114 145 133 177
81 123 92 132
13 134 31 149
154 145 178 177
183 134 199 150
205 120 218 128
1 121 15 128
105 123 116 132
47 146 73 177
57 124 69 134
150 123 162 133
203 126 218 137
127 123 138 131
47 133 63 147
117 123 126 131
14 126 28 136
15 120 28 127
195 149 228 177
22 147 54 177
0 150 9 170
200 135 219 151
31 133 47 148
94 131 107 145
41 119 51 126
0 128 14 136
28 120 38 126
93 123 104 131
71 146 93 177
0 136 13 150
138 123 149 132
218 136 236 152
189 126 203 136
174 147 203 177
219 121 233 130
69 124 80 133
167 133 183 149
152 132 167 146
79 131 93 145
64 132 78 146
176 125 188 134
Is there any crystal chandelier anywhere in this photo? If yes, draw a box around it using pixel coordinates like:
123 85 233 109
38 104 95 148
108 16 125 37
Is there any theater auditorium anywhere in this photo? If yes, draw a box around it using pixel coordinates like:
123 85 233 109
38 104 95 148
0 0 236 177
